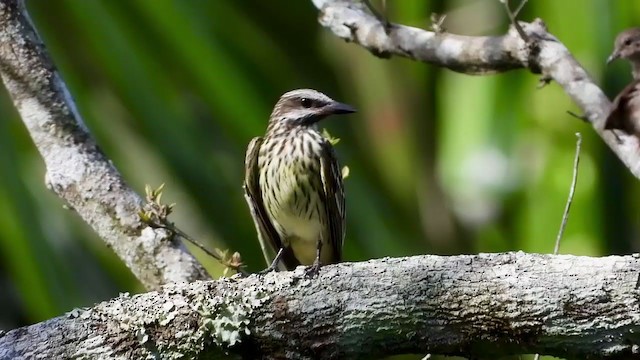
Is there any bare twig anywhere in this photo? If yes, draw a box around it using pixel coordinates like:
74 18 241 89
139 184 247 275
513 0 529 17
429 13 447 34
153 221 247 276
553 132 582 254
566 110 589 122
501 0 529 41
537 75 553 88
363 0 391 32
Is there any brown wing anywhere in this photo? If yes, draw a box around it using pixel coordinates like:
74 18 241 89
244 137 300 270
319 141 346 263
606 80 640 135
243 137 282 266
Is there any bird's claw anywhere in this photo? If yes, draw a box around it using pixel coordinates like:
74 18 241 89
304 260 322 278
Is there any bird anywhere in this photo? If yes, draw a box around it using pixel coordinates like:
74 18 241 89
606 28 640 139
243 89 355 274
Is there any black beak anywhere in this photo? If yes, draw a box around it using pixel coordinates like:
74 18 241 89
607 51 619 65
302 101 357 125
328 101 357 115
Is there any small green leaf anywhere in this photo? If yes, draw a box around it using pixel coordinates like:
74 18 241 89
322 128 341 145
341 166 350 180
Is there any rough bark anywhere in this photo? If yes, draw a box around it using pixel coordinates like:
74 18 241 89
0 0 210 289
311 0 640 178
2 253 640 359
1 0 639 359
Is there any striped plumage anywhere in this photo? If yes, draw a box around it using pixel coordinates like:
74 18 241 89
243 89 355 272
606 28 640 138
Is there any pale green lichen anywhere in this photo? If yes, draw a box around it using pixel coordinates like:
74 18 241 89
195 271 295 348
79 272 296 358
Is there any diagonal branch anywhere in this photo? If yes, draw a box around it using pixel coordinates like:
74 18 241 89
0 0 210 288
311 0 640 179
1 253 640 359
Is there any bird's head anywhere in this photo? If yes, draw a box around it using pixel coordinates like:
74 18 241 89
608 28 640 64
269 89 356 127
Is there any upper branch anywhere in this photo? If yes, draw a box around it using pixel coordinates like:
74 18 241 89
0 0 210 288
311 0 640 178
1 253 640 359
316 0 523 74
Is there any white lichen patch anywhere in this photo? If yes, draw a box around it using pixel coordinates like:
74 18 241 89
43 142 87 188
79 274 296 358
192 272 295 348
437 37 465 60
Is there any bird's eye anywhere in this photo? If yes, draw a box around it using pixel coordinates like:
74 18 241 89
300 98 312 108
625 39 632 46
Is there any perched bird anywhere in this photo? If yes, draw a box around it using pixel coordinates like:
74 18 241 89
243 89 355 273
606 28 640 138
607 28 640 74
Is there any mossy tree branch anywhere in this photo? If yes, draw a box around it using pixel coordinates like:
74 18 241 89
2 253 640 359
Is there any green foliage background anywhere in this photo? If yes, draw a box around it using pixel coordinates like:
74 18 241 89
0 0 639 357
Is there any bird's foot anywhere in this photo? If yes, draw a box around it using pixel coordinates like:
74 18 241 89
304 259 322 278
256 248 285 275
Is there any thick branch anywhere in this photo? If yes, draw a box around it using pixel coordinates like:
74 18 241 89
0 0 209 288
311 0 640 178
2 253 640 359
